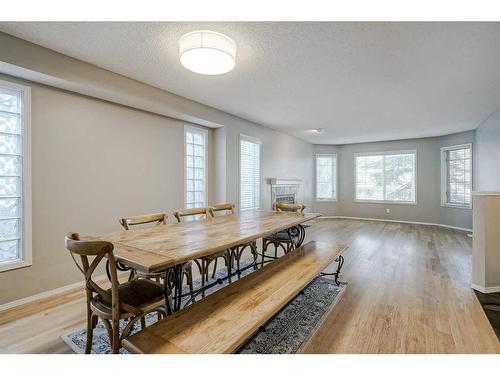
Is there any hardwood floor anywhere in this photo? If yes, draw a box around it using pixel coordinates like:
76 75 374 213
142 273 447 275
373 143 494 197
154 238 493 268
0 218 498 354
302 219 499 353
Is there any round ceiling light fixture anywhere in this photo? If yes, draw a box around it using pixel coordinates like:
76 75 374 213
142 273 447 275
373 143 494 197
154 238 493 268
179 30 236 75
312 128 324 134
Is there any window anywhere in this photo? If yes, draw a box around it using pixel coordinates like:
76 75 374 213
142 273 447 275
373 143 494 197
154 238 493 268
240 135 261 211
441 144 472 208
316 154 337 201
355 150 416 204
0 79 31 272
184 126 207 209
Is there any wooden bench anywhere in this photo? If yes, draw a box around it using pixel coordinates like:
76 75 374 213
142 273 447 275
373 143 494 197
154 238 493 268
122 240 348 354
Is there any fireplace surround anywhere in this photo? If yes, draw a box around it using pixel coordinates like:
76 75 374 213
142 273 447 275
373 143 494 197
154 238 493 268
268 178 302 210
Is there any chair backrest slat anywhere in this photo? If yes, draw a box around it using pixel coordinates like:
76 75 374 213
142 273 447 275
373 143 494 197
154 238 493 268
119 212 167 230
273 202 306 214
173 207 214 222
211 203 235 216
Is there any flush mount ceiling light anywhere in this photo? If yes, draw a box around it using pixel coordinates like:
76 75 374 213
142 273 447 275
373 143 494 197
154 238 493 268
179 30 236 75
312 128 324 134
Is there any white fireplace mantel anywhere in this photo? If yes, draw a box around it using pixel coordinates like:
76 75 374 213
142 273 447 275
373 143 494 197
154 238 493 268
267 178 302 186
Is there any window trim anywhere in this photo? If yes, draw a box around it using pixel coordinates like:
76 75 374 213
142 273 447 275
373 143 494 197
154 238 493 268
440 143 472 209
239 134 262 212
315 153 338 202
353 149 417 205
0 79 32 273
183 125 208 209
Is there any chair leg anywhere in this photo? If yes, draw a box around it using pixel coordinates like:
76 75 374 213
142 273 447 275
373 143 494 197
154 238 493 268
185 267 195 303
121 316 141 341
164 289 173 315
252 241 258 270
225 251 232 284
236 251 241 280
111 318 120 354
231 248 236 268
128 269 136 282
212 258 218 279
201 260 207 298
101 319 117 354
261 239 267 267
205 258 212 282
85 308 94 354
177 270 186 308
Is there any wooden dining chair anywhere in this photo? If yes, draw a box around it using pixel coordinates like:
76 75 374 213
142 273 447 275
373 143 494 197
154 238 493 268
261 202 306 266
119 212 195 305
211 203 258 279
173 207 232 297
65 232 167 354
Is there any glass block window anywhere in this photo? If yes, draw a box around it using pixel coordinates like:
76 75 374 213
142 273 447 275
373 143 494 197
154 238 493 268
185 126 207 209
240 135 261 211
316 154 337 201
355 151 416 203
0 80 31 272
441 144 472 208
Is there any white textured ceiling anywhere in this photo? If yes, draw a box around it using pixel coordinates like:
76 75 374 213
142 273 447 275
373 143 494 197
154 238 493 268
1 22 500 144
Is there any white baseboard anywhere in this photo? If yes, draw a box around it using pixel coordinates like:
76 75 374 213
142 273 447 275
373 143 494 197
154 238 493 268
0 274 108 313
317 215 472 233
471 283 500 294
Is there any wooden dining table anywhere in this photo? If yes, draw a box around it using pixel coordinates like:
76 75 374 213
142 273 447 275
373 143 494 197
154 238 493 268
84 210 320 311
86 210 319 273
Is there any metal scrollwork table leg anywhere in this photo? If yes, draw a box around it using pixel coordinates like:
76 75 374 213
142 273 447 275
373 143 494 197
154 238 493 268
320 254 345 285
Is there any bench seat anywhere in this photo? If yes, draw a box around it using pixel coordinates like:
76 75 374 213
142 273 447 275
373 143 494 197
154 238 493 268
122 240 348 354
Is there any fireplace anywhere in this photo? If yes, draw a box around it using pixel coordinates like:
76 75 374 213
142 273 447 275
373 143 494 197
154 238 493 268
268 178 302 210
275 193 296 204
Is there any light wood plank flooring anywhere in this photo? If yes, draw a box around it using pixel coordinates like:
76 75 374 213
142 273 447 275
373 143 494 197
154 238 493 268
0 218 498 353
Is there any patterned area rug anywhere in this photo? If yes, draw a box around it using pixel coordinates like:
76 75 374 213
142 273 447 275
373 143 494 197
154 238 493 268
61 263 346 354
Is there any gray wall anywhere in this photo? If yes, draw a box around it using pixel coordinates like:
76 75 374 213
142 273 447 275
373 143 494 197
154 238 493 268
218 121 315 212
476 108 500 191
0 77 198 304
311 131 475 229
311 145 342 216
0 75 315 305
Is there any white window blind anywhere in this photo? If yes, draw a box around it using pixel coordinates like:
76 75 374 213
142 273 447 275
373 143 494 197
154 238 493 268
316 154 337 201
185 126 207 209
0 80 31 272
240 135 261 211
355 151 416 203
441 144 472 208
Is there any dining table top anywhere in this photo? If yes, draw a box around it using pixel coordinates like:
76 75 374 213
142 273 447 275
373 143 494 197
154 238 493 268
84 210 320 273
